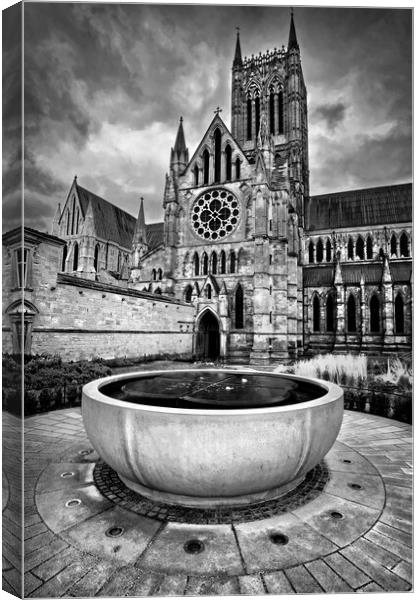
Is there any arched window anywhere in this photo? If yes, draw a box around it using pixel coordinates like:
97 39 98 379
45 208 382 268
308 241 314 264
366 236 373 259
206 284 212 299
71 198 75 235
235 284 244 329
75 208 79 234
316 239 324 263
347 237 354 260
193 253 199 276
93 244 100 271
155 287 162 295
214 128 222 183
235 157 241 179
395 293 404 334
225 144 232 181
379 247 385 259
73 242 79 271
400 232 409 257
66 209 70 235
203 149 210 184
230 251 236 273
61 245 67 272
356 236 365 260
152 268 157 281
158 268 163 280
184 285 193 303
269 87 275 134
194 164 199 186
390 234 397 257
255 92 260 137
246 95 252 140
312 295 320 332
220 250 226 274
326 294 335 332
326 239 332 262
347 294 357 332
202 252 208 275
370 295 380 333
278 91 284 134
117 251 122 272
211 252 217 274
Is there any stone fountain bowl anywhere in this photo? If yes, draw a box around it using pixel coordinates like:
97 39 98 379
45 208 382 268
82 369 343 507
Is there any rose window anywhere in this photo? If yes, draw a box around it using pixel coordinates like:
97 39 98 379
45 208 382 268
191 189 240 241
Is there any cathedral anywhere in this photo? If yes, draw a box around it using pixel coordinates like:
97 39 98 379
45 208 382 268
4 14 412 363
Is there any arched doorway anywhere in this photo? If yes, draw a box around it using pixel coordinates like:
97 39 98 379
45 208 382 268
196 310 220 360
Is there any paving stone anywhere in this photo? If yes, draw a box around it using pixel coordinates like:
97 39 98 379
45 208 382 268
284 565 323 593
32 546 83 581
128 571 163 596
3 539 22 571
357 581 384 592
323 470 384 509
353 537 399 569
3 556 13 571
140 522 244 576
3 568 23 597
96 565 142 597
24 539 69 572
323 552 371 589
305 559 352 592
64 505 161 565
25 531 57 555
380 506 412 532
36 462 95 494
154 574 188 596
364 529 412 562
324 449 378 475
3 574 20 597
234 512 337 571
374 521 412 547
24 521 49 540
28 555 96 598
263 570 294 594
341 545 411 591
185 574 240 596
24 572 43 596
238 574 266 595
391 560 412 584
67 560 118 597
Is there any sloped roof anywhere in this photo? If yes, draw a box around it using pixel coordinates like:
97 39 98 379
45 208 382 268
303 266 334 287
390 261 412 283
307 183 412 231
341 263 383 285
303 260 412 287
76 184 163 250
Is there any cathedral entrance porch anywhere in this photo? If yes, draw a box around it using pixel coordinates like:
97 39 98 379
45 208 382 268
195 309 221 361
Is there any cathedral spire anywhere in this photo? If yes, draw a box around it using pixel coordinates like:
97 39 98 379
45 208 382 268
173 116 186 154
133 197 147 246
288 9 299 51
233 27 243 67
170 117 189 175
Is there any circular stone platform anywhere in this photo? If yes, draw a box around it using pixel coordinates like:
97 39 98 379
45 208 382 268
12 408 412 596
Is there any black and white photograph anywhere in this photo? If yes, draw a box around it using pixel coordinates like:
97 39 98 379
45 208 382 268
2 1 413 597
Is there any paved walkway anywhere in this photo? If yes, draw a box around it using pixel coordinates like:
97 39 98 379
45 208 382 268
2 408 413 596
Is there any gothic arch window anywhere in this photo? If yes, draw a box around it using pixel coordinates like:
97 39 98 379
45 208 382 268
230 251 236 273
246 94 252 140
225 144 232 181
235 284 244 329
193 164 199 186
308 240 314 264
152 268 157 281
214 128 222 183
66 209 70 235
366 236 373 259
61 245 68 272
184 285 193 303
326 238 332 262
73 242 79 271
193 252 199 276
312 295 320 332
326 294 336 332
255 91 261 137
157 268 163 280
71 198 75 235
395 293 404 334
211 252 217 274
235 157 241 179
347 237 354 260
269 87 275 134
278 90 284 135
316 239 324 263
390 234 397 257
347 294 357 332
220 250 226 274
370 295 380 333
379 247 385 259
356 236 365 260
206 284 212 299
75 208 79 234
400 232 409 257
203 149 210 184
93 244 100 272
202 252 208 275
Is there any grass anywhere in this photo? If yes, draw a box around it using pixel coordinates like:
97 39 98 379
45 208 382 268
292 353 368 387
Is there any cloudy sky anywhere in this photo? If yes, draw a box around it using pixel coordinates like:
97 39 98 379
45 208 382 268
2 2 412 232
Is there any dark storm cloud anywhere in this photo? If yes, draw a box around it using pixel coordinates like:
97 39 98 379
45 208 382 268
3 3 411 233
313 103 347 132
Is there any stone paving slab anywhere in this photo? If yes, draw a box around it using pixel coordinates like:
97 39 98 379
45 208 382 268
2 408 413 596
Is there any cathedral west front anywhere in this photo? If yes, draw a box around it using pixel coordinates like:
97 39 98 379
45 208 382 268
3 14 412 363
